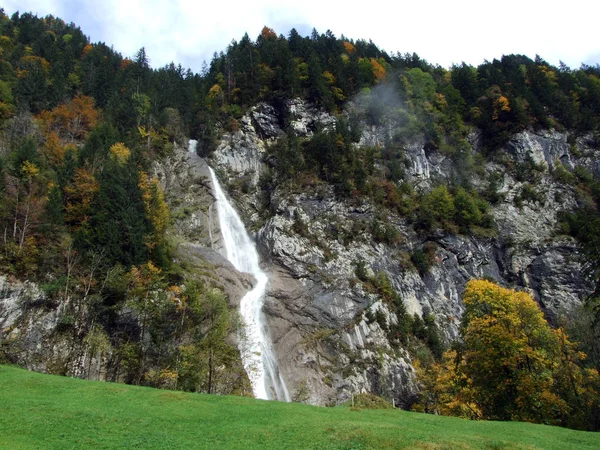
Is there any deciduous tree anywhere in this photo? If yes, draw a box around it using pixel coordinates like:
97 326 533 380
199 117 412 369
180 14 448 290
415 280 600 430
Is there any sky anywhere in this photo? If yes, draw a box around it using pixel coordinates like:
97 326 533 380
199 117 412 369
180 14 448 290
3 0 600 73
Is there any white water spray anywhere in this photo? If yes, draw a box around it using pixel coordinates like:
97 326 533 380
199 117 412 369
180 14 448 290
208 167 290 401
188 139 198 154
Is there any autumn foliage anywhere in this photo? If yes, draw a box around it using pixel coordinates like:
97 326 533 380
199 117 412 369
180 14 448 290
343 41 356 54
414 280 600 430
109 142 131 164
370 58 387 82
260 26 277 40
38 95 98 141
64 168 100 229
138 171 170 250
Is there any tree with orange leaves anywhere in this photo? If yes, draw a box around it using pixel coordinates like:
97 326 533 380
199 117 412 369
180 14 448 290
370 58 387 82
343 41 356 54
260 26 277 40
39 95 98 141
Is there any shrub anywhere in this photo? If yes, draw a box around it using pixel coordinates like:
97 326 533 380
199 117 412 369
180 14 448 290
515 182 544 206
410 242 437 276
371 218 401 245
349 393 393 410
354 260 369 282
422 186 455 225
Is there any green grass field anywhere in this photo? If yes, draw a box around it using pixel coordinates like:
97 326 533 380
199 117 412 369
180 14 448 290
1 365 598 449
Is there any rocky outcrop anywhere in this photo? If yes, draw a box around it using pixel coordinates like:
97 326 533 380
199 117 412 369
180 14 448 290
287 98 336 136
0 275 85 375
211 99 337 189
206 100 595 407
153 144 221 250
507 130 574 170
174 243 253 311
212 114 268 188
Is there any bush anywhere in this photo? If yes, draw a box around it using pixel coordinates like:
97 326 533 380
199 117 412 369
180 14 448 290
421 186 455 226
454 187 482 229
349 393 393 410
551 163 576 185
410 242 437 276
484 172 505 204
354 260 369 282
515 182 544 206
371 218 401 245
40 276 67 299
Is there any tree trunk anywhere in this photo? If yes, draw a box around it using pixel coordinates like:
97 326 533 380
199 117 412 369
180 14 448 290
208 348 213 394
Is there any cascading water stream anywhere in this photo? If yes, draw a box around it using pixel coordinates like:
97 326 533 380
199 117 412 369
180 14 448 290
208 167 290 401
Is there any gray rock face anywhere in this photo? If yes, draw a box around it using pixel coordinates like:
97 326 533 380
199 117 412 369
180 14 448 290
211 99 336 188
507 130 573 170
0 275 29 331
206 99 595 407
153 146 220 250
0 275 85 375
251 103 281 139
286 98 336 136
528 240 589 320
212 119 267 187
174 242 253 310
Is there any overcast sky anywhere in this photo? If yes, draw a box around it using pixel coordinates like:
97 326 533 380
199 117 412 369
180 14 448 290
4 1 600 73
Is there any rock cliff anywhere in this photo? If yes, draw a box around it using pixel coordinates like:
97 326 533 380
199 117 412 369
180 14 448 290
208 99 594 406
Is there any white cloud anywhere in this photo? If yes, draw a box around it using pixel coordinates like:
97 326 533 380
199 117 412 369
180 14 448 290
3 0 600 72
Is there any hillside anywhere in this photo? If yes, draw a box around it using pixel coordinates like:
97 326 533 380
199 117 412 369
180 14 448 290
1 7 600 434
1 364 599 450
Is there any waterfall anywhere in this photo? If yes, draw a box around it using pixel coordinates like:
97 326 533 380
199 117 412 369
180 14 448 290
188 139 198 154
208 167 290 401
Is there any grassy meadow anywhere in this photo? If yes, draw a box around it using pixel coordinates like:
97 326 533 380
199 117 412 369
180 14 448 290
1 365 598 449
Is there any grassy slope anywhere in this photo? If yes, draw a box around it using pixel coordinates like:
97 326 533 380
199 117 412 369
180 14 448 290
1 365 598 449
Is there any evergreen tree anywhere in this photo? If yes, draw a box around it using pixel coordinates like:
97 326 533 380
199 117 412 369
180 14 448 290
84 155 148 267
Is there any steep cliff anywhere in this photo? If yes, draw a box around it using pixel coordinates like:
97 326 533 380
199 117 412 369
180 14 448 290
208 99 595 406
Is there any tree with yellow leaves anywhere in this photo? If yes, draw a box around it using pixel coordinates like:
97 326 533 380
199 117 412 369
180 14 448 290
109 142 131 165
460 280 566 423
415 279 600 429
64 167 99 230
125 261 165 383
138 171 170 256
492 94 511 121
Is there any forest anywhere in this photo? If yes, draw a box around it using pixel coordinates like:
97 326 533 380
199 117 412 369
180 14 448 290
1 8 600 430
